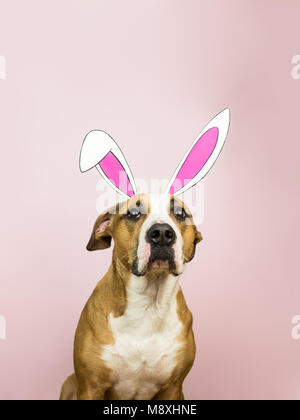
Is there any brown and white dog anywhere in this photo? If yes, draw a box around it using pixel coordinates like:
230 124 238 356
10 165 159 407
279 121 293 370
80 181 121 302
60 193 201 400
60 109 230 400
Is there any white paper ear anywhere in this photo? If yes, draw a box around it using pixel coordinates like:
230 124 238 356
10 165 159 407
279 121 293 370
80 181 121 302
79 130 137 198
166 108 230 196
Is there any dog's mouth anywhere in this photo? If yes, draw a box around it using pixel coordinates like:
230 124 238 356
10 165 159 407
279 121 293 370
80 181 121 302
149 246 174 268
150 260 170 269
132 246 179 276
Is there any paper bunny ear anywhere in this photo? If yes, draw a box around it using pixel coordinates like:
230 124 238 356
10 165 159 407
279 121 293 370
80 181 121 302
167 108 230 195
79 130 137 198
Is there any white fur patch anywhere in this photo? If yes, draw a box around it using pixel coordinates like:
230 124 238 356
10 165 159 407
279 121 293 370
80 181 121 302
101 274 183 400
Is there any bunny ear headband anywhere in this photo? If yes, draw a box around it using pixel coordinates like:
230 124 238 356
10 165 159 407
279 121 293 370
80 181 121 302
79 108 230 197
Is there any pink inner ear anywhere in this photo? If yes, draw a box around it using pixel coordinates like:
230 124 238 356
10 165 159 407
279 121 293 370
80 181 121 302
99 151 134 197
97 219 110 233
169 127 219 194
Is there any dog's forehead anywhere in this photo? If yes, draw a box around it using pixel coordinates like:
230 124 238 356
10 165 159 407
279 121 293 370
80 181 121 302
120 193 166 213
119 193 190 220
148 193 171 214
126 193 189 212
120 193 151 212
147 194 190 216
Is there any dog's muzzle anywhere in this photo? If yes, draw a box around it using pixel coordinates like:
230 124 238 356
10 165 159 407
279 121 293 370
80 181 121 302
132 223 179 276
146 223 177 268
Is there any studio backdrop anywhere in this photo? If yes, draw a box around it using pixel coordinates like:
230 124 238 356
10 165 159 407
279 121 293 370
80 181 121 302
0 0 299 400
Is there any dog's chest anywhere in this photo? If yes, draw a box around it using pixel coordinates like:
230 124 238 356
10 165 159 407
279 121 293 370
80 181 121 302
101 276 183 400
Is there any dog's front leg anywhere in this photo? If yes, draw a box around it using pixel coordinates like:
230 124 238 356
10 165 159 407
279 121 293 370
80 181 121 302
76 371 111 400
77 381 109 400
154 382 184 400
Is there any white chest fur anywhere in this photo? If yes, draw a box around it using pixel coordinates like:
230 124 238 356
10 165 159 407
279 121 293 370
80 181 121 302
101 274 183 400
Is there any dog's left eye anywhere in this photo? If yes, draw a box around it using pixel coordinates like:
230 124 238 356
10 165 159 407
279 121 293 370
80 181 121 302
174 207 187 221
126 208 141 220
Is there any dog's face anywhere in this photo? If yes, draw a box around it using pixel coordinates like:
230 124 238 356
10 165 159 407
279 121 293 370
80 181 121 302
81 110 230 276
87 193 202 277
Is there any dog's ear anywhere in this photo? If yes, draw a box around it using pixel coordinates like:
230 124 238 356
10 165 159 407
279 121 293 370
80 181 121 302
194 230 202 245
86 209 114 251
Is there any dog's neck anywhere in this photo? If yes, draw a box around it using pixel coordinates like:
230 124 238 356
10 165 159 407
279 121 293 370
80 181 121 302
111 257 181 321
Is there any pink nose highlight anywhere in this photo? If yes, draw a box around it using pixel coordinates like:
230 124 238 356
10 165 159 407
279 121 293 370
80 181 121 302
144 243 151 263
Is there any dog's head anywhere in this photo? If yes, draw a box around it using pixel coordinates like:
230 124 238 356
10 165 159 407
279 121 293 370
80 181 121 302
80 109 230 276
86 193 202 276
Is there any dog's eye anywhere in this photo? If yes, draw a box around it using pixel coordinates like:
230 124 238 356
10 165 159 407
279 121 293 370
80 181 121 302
174 207 187 221
126 207 141 220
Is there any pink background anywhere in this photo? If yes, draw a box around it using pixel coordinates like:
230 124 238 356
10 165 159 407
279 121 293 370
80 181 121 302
0 0 300 399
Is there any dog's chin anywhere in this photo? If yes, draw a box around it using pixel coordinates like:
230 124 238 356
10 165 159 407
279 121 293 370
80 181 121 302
150 260 170 270
149 259 182 276
132 252 182 277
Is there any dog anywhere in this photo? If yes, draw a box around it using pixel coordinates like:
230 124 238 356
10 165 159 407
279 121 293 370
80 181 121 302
60 109 230 400
60 193 201 400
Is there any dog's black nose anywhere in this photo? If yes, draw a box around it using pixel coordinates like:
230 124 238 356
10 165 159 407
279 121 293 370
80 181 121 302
147 223 176 246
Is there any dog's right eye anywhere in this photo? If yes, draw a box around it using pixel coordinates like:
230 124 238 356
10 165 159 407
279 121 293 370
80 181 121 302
126 208 141 220
174 206 187 221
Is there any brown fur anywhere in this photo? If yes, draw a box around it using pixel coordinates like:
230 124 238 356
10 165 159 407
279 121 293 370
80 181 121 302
60 194 202 400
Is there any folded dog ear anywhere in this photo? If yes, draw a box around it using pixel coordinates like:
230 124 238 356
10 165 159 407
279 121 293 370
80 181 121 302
194 230 202 245
166 109 230 196
86 209 114 251
80 130 137 198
